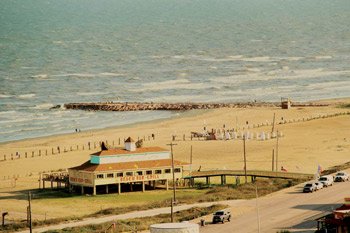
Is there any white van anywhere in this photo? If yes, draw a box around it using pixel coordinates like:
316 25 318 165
319 175 334 187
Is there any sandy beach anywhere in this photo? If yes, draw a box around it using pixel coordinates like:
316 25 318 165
0 98 349 220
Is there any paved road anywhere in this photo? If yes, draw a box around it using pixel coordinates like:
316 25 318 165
17 200 243 233
17 180 349 233
200 180 350 233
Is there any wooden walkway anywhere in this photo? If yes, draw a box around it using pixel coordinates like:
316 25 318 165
40 171 69 189
184 170 314 186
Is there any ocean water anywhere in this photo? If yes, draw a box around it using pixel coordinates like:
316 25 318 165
0 0 349 142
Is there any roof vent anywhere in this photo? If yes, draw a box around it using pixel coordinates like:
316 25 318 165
101 142 108 151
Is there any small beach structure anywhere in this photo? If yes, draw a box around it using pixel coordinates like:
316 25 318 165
68 137 189 195
281 97 291 109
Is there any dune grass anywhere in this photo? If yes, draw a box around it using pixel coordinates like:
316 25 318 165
338 103 350 109
0 178 303 232
43 204 227 233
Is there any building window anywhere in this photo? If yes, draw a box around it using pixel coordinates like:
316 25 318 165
155 170 162 174
126 172 133 176
165 169 171 174
96 174 104 179
174 168 181 173
136 171 143 175
116 172 123 177
146 170 152 175
107 173 114 178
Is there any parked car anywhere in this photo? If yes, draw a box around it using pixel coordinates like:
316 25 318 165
212 210 231 223
303 182 317 193
314 182 324 190
334 171 349 182
319 175 334 187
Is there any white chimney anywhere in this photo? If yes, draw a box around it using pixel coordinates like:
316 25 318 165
124 137 136 151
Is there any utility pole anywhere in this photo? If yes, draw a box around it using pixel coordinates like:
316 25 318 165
170 199 174 223
255 184 261 233
190 145 193 175
28 192 32 233
271 113 276 133
272 149 275 171
38 173 42 189
275 131 279 172
167 142 177 223
243 135 247 183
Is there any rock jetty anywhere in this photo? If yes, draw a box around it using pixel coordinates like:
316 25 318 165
64 102 279 112
63 102 329 112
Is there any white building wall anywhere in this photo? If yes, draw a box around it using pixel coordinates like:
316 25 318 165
125 142 136 151
150 223 199 233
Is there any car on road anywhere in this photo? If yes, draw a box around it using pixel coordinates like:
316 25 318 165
334 171 349 182
212 210 231 223
319 175 334 187
303 182 317 193
314 182 324 190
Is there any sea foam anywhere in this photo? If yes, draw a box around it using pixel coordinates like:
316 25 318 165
18 94 36 99
0 94 11 98
31 103 55 110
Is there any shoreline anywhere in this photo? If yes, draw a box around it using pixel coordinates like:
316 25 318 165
0 108 212 146
1 97 348 145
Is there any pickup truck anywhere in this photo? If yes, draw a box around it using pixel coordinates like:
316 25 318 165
212 210 231 224
319 175 334 187
334 171 349 182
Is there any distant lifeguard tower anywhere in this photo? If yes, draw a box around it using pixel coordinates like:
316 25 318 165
281 97 291 109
